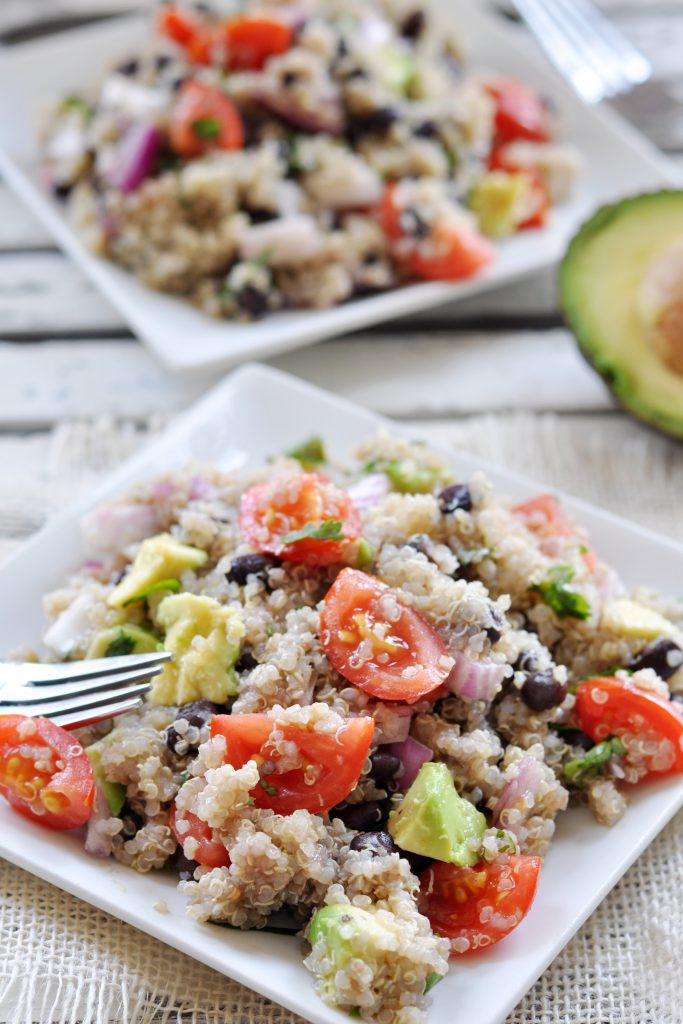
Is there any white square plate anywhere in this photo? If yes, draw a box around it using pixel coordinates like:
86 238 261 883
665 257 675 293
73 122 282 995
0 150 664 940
0 6 678 373
1 363 682 1024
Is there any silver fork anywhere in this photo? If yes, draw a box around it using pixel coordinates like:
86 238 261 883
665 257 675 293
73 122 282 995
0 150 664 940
0 652 171 730
510 0 651 104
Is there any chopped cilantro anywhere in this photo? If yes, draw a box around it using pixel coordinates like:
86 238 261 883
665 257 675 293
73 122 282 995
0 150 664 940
178 770 190 788
265 623 275 637
122 578 181 607
259 778 279 796
281 519 344 544
531 566 591 621
104 630 136 658
287 436 326 469
423 972 444 994
192 116 222 139
564 736 625 785
60 95 92 120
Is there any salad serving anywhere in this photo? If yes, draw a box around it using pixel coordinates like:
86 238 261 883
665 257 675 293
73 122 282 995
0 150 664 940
2 433 682 1024
40 0 579 321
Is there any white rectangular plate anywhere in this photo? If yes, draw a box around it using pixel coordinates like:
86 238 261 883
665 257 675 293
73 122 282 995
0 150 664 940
1 364 683 1024
0 6 678 373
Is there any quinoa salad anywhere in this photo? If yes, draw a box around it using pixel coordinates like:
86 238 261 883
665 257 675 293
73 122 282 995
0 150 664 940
40 0 580 320
3 433 683 1024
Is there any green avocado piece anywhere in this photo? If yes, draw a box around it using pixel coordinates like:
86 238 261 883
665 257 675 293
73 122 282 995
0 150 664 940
469 171 530 238
388 762 486 867
308 904 396 970
560 191 683 439
108 534 207 609
85 742 126 817
86 624 161 659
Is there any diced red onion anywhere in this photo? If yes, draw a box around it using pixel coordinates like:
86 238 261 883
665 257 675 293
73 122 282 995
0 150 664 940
383 736 433 791
347 473 391 511
252 88 344 135
104 122 160 194
373 704 413 744
492 756 544 827
81 502 160 560
84 786 115 859
189 475 216 500
445 650 506 702
151 481 176 499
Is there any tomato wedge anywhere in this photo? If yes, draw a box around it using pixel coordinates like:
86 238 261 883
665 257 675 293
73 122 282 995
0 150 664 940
211 712 374 814
379 184 494 282
240 472 362 566
0 715 94 830
169 80 244 158
320 568 452 703
169 804 230 868
419 855 541 954
223 17 294 70
485 79 551 145
576 676 683 777
512 493 597 571
157 5 201 47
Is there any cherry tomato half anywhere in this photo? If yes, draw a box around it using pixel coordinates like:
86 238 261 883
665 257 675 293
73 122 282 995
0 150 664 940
211 711 374 814
157 5 201 47
169 804 230 868
0 715 94 830
419 855 541 954
240 472 362 566
320 567 452 703
512 493 597 571
223 17 294 70
576 676 683 777
485 79 551 145
169 80 244 158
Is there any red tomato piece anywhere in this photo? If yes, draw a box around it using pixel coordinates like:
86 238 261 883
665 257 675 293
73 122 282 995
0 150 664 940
239 472 362 566
576 676 683 777
157 4 201 47
485 79 551 144
419 855 541 955
513 493 597 570
169 804 230 868
224 17 294 70
379 184 494 282
320 567 452 703
169 80 244 157
211 712 374 814
0 715 94 830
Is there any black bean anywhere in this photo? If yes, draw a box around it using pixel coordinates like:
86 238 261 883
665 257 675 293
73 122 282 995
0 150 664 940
370 750 402 784
336 37 348 59
399 850 432 875
400 208 430 239
116 57 139 76
246 207 277 224
226 552 280 586
346 106 397 142
119 804 144 838
515 650 541 673
413 120 439 139
401 9 426 38
349 831 397 857
407 533 438 563
166 701 220 755
171 847 198 880
155 53 173 70
485 605 505 644
282 71 300 87
629 638 683 681
521 670 567 711
237 285 269 319
341 66 367 81
235 648 258 673
557 727 593 750
438 483 472 514
333 800 387 831
52 181 73 201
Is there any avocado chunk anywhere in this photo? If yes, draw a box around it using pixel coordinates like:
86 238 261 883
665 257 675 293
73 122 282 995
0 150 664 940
469 171 531 238
388 761 486 867
308 904 397 971
85 741 126 817
151 593 244 705
86 624 161 659
601 598 677 641
560 191 683 439
108 534 207 609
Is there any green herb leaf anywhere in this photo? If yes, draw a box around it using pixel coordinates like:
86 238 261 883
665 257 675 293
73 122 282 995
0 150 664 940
265 623 275 637
178 770 190 788
104 630 136 658
60 95 92 120
281 519 344 545
287 436 326 469
122 578 182 607
531 566 591 621
424 972 444 994
563 736 626 785
192 116 222 139
362 457 444 494
259 778 279 796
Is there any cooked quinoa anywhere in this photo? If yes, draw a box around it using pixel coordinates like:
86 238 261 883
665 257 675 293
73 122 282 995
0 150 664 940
16 431 683 1024
40 0 579 320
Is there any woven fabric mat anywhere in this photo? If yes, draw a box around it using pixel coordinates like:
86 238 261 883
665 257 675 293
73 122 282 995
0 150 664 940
1 411 682 1024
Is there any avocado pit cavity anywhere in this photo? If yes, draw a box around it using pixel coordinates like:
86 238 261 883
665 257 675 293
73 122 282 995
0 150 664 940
636 236 683 377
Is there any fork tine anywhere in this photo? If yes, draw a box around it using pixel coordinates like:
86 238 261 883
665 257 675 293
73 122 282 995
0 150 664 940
25 651 171 685
49 695 146 731
565 0 651 85
3 664 167 705
550 0 635 97
16 681 152 720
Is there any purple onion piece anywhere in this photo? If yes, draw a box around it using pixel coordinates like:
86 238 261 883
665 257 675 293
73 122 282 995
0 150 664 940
105 122 160 194
445 650 506 702
84 785 116 859
373 704 413 744
383 736 433 791
347 473 391 511
492 756 544 827
81 501 160 560
253 88 344 135
189 475 217 500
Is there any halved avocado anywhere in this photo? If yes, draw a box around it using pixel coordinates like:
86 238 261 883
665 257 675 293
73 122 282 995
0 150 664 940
560 191 683 439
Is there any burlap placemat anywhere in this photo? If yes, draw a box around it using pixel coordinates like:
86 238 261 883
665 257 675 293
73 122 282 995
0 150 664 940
1 412 681 1024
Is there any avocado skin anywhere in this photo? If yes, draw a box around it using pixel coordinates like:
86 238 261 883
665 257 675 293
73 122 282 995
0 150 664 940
559 190 683 441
